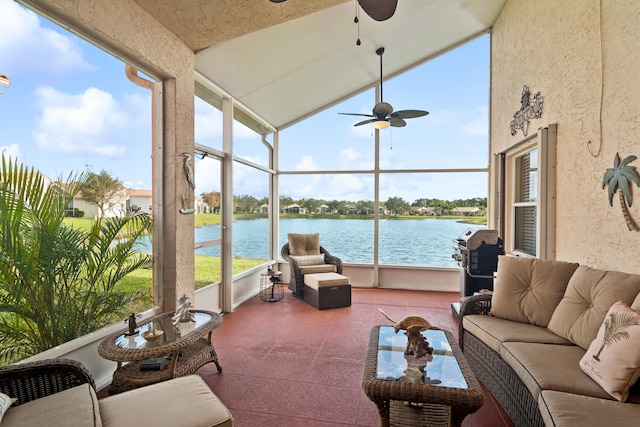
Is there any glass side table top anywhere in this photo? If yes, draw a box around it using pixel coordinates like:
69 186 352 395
114 311 212 350
376 325 468 389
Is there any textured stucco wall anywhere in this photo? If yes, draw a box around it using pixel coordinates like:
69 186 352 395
23 0 196 309
490 0 640 272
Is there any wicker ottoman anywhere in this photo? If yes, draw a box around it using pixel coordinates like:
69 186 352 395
303 272 351 310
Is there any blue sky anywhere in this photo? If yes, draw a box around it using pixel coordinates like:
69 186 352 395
1 0 489 204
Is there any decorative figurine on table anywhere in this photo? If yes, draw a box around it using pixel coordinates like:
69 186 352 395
124 312 139 336
172 294 196 326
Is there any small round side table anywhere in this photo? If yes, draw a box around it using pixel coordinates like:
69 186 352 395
260 270 284 302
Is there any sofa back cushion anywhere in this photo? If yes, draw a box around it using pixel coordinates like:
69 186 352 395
490 256 579 327
288 233 320 256
548 265 640 349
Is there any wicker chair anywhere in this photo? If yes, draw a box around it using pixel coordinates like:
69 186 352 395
281 243 343 298
0 358 95 407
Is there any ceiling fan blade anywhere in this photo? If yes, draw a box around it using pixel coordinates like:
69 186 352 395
391 110 429 119
339 112 374 118
358 0 398 22
354 118 377 127
389 117 407 127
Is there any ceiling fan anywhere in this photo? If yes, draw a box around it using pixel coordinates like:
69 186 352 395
339 47 429 129
269 0 398 22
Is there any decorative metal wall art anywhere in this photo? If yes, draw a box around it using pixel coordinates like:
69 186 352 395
510 85 544 137
602 152 640 231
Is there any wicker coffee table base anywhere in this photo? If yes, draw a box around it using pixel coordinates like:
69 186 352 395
108 337 220 394
362 326 484 427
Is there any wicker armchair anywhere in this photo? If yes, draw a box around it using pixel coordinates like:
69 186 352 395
0 358 95 407
281 243 343 298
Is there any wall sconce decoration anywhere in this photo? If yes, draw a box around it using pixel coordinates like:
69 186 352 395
510 85 544 137
602 152 640 231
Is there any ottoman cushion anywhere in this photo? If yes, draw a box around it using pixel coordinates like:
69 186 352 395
304 272 350 289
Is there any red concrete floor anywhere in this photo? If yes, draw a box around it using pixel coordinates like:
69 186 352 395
194 288 514 426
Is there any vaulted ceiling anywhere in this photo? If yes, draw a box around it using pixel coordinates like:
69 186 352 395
133 0 506 133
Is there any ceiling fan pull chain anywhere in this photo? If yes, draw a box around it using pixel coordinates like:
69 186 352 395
354 1 361 46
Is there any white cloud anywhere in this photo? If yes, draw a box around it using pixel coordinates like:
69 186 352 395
33 86 128 157
295 155 317 171
194 98 258 144
461 107 488 136
0 0 92 75
0 144 22 161
340 147 359 161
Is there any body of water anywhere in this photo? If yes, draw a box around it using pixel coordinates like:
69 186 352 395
138 218 482 268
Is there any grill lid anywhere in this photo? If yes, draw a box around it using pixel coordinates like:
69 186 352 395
456 228 501 251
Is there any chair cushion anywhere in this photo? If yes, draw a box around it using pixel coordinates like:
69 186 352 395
291 254 325 266
579 301 640 402
0 393 16 423
299 264 336 275
490 256 579 327
548 265 640 349
2 383 102 427
288 233 320 256
99 375 232 427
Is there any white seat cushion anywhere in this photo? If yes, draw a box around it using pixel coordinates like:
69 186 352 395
99 375 232 427
2 383 102 427
304 272 349 289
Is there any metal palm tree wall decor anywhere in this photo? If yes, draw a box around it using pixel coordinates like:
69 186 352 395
602 152 640 231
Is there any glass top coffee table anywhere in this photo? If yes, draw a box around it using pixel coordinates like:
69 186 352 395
98 310 222 394
362 325 484 427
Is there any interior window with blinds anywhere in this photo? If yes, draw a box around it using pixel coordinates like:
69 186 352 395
498 124 556 259
513 149 538 256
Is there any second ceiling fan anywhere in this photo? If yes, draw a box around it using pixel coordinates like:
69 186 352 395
340 47 429 129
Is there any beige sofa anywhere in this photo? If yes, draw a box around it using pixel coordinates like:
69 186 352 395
459 256 640 427
0 359 233 427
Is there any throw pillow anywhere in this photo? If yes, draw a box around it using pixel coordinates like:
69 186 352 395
288 233 320 256
490 256 579 327
290 254 325 266
0 393 17 423
632 293 640 312
548 266 640 349
579 301 640 402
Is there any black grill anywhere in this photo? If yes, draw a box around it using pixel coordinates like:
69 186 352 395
452 229 505 297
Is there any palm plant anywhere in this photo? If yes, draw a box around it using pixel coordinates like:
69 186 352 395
602 152 640 231
0 155 153 365
593 311 640 361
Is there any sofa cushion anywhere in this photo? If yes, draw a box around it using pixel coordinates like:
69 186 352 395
2 383 102 427
539 390 640 427
99 375 232 427
499 342 611 401
632 293 640 311
463 314 572 352
291 254 325 266
288 233 320 256
490 256 579 327
548 265 640 349
579 301 640 402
